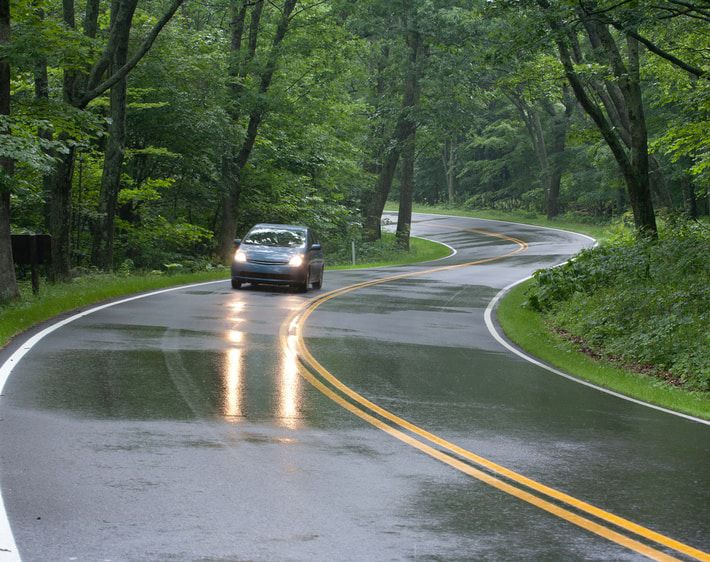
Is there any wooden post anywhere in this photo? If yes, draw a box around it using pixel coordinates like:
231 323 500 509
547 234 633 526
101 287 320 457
30 235 39 294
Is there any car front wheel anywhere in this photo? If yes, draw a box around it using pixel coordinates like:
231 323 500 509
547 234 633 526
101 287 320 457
312 269 323 290
231 278 242 290
295 271 309 293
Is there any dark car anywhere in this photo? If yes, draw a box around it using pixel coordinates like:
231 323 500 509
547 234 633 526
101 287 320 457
231 224 324 292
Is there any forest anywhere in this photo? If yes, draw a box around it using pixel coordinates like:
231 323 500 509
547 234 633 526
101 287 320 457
0 0 708 301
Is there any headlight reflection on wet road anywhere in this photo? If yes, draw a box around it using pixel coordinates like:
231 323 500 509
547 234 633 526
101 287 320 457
223 347 244 418
223 297 247 420
279 334 301 429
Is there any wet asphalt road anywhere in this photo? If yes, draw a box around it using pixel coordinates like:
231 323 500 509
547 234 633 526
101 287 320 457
0 213 708 561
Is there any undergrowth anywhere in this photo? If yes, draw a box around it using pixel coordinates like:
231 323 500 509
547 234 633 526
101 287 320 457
527 219 709 392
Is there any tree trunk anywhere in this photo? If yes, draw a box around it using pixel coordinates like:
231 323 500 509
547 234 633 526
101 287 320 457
0 0 18 302
48 147 75 281
364 148 400 240
91 71 127 268
442 138 457 205
545 91 573 219
363 44 390 179
682 173 698 219
365 6 423 242
624 34 657 235
541 0 658 237
0 191 16 302
509 93 551 212
216 156 239 260
395 22 423 249
91 0 133 269
396 132 415 249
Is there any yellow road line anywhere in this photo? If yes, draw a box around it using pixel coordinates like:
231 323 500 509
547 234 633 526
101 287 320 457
280 328 679 561
282 227 710 562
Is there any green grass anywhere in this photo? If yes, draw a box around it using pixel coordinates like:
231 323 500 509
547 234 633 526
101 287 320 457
1 235 451 350
497 279 710 420
0 269 231 349
384 202 619 241
328 234 451 270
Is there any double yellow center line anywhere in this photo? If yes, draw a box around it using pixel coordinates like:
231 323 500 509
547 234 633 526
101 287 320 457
279 227 709 562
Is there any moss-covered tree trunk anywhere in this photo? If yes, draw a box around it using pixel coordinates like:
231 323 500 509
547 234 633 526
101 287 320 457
395 24 423 250
0 0 17 302
91 0 135 269
365 2 423 242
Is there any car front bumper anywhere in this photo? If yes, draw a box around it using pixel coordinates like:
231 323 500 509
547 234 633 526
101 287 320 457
231 262 307 285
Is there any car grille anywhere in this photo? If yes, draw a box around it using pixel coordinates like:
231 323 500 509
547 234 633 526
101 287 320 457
241 271 292 280
248 258 289 265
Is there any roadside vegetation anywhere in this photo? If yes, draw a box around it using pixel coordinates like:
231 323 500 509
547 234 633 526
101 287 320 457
328 232 451 269
498 277 710 420
527 220 709 395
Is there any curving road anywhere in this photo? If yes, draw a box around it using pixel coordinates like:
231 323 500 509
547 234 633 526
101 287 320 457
0 212 708 561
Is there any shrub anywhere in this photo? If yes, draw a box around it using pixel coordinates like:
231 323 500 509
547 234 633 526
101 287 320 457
526 220 710 391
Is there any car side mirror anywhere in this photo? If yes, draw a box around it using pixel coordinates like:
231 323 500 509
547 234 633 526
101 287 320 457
310 243 321 251
233 238 241 247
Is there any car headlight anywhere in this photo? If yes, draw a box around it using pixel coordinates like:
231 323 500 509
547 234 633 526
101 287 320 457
288 254 304 267
234 250 247 263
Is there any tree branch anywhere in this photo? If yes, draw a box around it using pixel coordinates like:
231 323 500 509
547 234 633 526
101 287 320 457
78 0 187 108
607 19 707 78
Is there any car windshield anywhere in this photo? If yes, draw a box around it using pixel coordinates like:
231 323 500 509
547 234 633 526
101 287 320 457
243 228 306 248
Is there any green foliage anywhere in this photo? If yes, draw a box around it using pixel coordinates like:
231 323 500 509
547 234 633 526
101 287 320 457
528 220 710 391
116 216 214 269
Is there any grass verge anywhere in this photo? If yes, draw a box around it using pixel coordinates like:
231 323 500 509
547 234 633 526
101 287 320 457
1 235 451 350
0 269 230 349
497 279 710 420
384 202 617 241
328 234 451 270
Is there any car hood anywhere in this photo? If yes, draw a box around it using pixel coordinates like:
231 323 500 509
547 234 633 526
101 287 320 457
242 245 303 263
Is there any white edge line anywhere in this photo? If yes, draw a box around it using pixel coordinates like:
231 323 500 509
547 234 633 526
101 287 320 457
411 235 457 262
483 273 710 428
0 278 228 561
412 211 709 423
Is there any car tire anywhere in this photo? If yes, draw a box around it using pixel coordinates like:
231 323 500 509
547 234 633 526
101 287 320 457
231 278 242 290
312 269 323 290
296 271 309 293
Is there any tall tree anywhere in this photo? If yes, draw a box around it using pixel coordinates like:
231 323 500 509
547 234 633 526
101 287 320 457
395 18 423 249
216 0 298 262
507 85 574 219
0 0 17 301
364 0 424 241
47 0 186 280
538 0 658 235
90 0 135 268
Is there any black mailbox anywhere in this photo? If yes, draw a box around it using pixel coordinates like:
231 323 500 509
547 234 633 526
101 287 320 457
11 234 52 265
11 234 52 294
